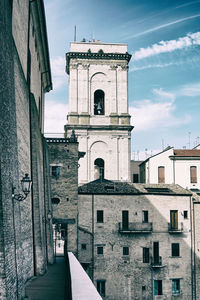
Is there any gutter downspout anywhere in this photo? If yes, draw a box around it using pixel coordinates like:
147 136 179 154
27 0 37 276
92 194 94 282
190 195 194 299
193 200 197 299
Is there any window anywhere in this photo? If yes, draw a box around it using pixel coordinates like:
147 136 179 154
172 279 180 295
190 166 197 183
172 243 180 257
154 280 162 295
122 210 129 229
142 211 148 223
158 166 165 183
52 166 60 179
123 247 129 256
94 158 104 180
97 246 104 255
170 210 178 229
184 210 188 219
97 280 106 297
81 244 87 250
133 174 139 183
143 248 149 263
94 90 104 115
97 210 104 223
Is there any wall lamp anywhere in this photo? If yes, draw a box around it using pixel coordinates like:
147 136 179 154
12 173 32 201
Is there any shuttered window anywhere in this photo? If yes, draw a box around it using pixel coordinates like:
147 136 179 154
158 166 165 183
190 166 197 183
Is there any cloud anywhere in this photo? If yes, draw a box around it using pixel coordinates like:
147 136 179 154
132 32 200 61
50 56 66 89
44 100 68 134
153 88 176 101
129 99 191 132
178 82 200 97
126 15 200 40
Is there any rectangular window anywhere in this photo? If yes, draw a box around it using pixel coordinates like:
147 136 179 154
97 280 106 297
97 210 104 223
184 210 188 219
158 166 165 183
52 166 60 179
123 247 129 256
172 279 180 295
122 210 129 229
97 246 104 255
143 247 149 263
172 243 180 257
190 166 197 183
154 280 162 295
153 242 159 264
142 210 148 223
133 174 139 183
81 244 87 250
170 210 178 229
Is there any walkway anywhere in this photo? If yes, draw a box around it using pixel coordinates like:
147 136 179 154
25 256 67 300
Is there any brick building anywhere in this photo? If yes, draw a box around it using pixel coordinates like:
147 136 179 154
78 179 198 299
0 1 53 299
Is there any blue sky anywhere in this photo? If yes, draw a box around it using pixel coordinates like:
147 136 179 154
44 0 200 159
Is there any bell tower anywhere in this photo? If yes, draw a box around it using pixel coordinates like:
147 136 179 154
65 41 133 184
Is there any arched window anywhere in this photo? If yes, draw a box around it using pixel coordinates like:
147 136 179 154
94 90 104 115
94 158 104 180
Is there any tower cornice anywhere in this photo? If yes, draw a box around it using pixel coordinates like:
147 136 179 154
66 51 132 74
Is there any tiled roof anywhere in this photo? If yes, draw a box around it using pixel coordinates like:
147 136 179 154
173 149 200 157
78 179 191 196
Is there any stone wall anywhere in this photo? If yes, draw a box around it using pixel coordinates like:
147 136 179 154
78 190 193 299
47 139 79 256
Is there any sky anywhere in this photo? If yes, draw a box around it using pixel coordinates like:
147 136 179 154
43 0 200 160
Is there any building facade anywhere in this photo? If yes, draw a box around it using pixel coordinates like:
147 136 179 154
64 41 133 184
78 180 195 299
140 147 200 190
0 1 53 299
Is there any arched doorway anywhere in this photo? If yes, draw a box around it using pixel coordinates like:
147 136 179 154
94 90 104 115
94 158 104 180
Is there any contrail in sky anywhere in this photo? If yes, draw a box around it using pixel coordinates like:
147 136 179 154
125 14 200 40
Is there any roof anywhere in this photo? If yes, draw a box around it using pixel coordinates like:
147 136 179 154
173 149 200 157
139 146 173 166
78 179 191 196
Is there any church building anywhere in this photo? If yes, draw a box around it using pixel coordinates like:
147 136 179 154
65 41 133 184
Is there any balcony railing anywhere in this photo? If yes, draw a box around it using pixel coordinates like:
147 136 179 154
119 222 153 233
151 256 162 267
168 222 183 233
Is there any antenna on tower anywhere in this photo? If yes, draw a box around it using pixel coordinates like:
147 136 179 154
74 25 76 42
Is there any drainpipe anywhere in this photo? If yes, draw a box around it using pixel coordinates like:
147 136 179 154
92 194 94 282
193 200 197 299
190 195 194 299
27 0 37 276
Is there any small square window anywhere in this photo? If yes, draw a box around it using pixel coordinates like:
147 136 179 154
52 166 60 179
142 285 146 291
123 246 129 256
97 210 104 223
97 246 103 255
172 279 180 295
142 211 148 223
184 211 188 219
172 243 180 257
97 280 106 297
81 244 87 250
154 280 162 295
143 247 149 263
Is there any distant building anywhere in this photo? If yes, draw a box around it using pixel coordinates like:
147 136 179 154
0 1 53 299
65 41 133 184
78 179 196 299
130 160 143 183
140 147 200 190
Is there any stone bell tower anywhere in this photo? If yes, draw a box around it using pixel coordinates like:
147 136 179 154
65 41 133 184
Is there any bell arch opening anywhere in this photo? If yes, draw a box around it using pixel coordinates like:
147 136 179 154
94 158 104 180
94 90 104 115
